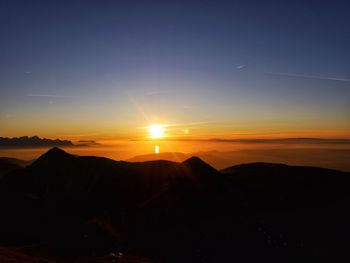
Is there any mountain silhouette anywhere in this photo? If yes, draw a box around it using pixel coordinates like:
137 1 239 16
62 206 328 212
0 136 74 148
1 148 350 262
182 156 221 176
0 157 31 177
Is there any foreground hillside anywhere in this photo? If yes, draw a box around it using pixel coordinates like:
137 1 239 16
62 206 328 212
0 148 350 262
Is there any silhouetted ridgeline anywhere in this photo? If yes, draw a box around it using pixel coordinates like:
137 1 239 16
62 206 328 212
1 147 350 262
0 136 74 148
0 157 30 176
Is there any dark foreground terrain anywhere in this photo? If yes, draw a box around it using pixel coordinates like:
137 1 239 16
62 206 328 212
1 147 350 262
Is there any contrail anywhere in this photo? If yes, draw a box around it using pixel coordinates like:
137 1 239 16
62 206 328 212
267 72 349 82
27 94 71 98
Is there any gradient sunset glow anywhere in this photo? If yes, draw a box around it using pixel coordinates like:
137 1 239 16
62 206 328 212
0 1 349 166
2 3 350 262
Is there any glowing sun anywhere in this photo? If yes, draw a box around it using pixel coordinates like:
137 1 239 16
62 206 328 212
148 124 165 139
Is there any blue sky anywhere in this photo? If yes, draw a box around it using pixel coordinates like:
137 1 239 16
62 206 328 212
0 0 349 139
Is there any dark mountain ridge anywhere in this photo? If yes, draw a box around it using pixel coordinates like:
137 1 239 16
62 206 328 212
0 136 74 148
1 148 350 262
0 157 31 177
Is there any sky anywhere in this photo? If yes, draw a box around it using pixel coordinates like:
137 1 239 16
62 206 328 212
1 0 350 141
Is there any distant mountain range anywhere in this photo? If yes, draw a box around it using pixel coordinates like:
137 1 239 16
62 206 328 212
128 148 350 172
0 136 98 148
1 148 350 262
0 136 74 148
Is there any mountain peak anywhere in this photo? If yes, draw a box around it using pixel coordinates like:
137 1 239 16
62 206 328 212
182 156 221 176
32 147 73 167
45 147 70 157
182 156 205 165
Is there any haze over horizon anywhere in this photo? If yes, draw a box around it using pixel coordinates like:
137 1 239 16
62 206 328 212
1 0 349 143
